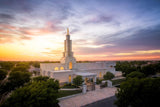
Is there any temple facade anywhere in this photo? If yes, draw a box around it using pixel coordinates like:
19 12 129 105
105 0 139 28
40 28 116 83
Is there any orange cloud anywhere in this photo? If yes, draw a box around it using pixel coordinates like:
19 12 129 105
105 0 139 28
114 50 160 56
18 21 62 36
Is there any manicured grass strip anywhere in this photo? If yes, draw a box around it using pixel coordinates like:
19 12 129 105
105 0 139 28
58 90 82 98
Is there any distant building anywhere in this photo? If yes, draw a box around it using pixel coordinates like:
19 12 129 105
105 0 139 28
40 28 116 83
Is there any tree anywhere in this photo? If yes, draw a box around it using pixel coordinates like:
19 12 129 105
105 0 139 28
32 62 40 68
115 61 148 76
153 62 160 73
103 72 114 80
33 76 49 82
141 64 156 76
126 71 145 79
1 77 60 107
0 62 15 70
115 78 160 107
73 76 83 86
0 69 7 81
12 66 29 72
0 71 31 102
8 71 31 89
16 62 30 69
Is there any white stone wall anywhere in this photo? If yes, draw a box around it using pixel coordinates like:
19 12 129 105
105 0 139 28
76 63 105 70
40 62 115 72
50 71 75 83
75 62 116 74
40 61 116 83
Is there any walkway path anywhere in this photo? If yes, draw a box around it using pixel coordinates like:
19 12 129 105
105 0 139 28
0 70 11 85
59 87 117 107
83 96 117 107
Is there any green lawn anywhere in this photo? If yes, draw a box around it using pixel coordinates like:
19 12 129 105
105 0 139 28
111 78 126 85
58 90 82 98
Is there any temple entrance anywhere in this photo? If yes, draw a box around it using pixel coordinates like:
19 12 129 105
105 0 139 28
75 72 97 92
68 75 71 82
69 62 72 69
86 78 95 91
99 72 102 79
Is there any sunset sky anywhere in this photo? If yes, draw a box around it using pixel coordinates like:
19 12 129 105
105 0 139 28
0 0 160 61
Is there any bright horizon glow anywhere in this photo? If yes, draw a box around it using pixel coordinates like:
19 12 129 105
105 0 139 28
0 0 160 61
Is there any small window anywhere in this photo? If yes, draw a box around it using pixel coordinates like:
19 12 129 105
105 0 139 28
55 67 59 71
60 67 64 70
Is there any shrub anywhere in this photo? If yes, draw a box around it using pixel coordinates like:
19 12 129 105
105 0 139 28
96 78 102 84
73 76 83 86
103 72 115 80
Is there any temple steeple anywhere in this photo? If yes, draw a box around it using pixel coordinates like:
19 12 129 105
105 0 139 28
64 28 72 57
60 28 76 69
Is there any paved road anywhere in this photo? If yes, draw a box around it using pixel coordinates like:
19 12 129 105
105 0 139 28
82 96 117 107
59 87 117 107
0 70 11 85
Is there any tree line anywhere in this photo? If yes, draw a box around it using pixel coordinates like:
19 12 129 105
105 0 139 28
115 61 160 76
114 61 160 107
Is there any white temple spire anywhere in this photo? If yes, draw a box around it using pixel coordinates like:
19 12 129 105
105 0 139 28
67 28 69 35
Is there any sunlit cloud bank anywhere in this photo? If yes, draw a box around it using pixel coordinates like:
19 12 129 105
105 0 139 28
114 50 160 56
0 0 160 61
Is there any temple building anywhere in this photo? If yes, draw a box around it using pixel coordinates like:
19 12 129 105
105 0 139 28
40 28 116 83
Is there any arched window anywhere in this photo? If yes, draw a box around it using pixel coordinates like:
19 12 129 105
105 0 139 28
99 72 102 78
54 67 59 71
69 62 72 69
60 67 64 70
69 75 71 82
